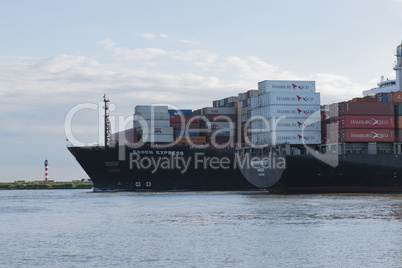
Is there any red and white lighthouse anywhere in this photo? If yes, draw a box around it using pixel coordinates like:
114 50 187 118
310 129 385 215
44 159 49 182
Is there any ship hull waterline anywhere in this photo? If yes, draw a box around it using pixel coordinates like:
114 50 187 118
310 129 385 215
237 152 402 193
68 145 260 192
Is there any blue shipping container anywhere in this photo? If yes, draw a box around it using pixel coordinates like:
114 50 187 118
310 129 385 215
175 130 200 136
168 109 193 116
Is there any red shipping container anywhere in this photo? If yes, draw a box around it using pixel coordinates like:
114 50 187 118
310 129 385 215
329 102 339 118
397 116 402 129
338 115 394 129
328 123 339 143
170 115 200 123
339 102 394 115
321 122 329 143
171 122 200 130
321 110 330 122
340 129 395 142
202 114 236 122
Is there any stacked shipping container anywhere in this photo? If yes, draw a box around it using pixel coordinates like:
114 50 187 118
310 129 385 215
191 101 238 146
324 100 395 143
251 80 321 145
169 111 205 145
238 89 258 144
213 96 238 108
134 105 174 143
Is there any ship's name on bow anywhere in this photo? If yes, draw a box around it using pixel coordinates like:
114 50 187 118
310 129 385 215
132 150 184 156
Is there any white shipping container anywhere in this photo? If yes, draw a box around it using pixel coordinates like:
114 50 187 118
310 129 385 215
268 131 321 145
259 105 320 119
134 119 171 128
238 92 246 101
258 80 316 94
134 112 170 120
241 114 247 122
141 134 174 143
135 105 168 114
241 107 248 115
251 96 258 109
203 107 236 115
259 92 320 106
248 90 259 98
321 104 330 111
252 131 321 145
138 126 174 135
251 107 260 117
250 118 321 132
227 96 238 103
269 118 320 132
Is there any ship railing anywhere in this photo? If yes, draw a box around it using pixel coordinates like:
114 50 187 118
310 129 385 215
65 140 103 148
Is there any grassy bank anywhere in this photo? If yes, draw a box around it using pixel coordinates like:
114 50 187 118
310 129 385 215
0 181 93 190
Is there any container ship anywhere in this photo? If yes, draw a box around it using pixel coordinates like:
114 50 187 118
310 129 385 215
68 95 261 191
68 44 402 193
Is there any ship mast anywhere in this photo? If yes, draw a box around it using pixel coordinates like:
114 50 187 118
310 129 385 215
103 94 111 148
394 43 402 92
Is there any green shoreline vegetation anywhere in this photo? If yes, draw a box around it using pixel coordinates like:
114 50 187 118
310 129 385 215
0 181 93 190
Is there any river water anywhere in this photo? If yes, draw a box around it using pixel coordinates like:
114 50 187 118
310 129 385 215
0 190 401 267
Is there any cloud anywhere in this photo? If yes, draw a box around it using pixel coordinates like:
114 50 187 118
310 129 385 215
98 38 219 67
98 39 168 60
176 39 200 45
141 33 168 39
310 73 369 104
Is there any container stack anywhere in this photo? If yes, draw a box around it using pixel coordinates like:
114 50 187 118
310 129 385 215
320 105 330 144
168 109 206 145
326 101 395 143
134 105 174 143
395 103 402 141
251 80 321 145
212 96 239 108
376 91 402 141
194 106 237 146
238 90 258 144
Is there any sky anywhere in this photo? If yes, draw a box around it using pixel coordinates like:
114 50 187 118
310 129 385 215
1 0 402 182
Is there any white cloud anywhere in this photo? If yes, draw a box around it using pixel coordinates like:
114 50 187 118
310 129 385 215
98 39 220 69
98 39 168 60
176 39 200 45
141 33 168 39
170 49 219 64
310 73 369 104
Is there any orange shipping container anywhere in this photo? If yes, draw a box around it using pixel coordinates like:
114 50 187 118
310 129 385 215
388 92 402 103
350 97 377 102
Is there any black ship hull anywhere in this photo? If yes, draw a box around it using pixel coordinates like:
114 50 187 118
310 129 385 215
237 151 402 193
68 145 259 191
